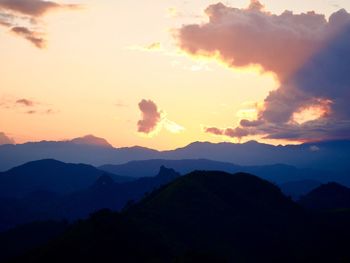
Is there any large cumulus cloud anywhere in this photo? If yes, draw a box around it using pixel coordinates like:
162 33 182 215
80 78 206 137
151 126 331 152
0 0 78 48
177 1 350 142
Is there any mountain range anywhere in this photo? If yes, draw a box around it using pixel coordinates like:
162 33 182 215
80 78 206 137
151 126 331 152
1 156 349 232
2 171 350 263
99 159 350 186
1 135 350 173
0 159 131 198
0 161 179 232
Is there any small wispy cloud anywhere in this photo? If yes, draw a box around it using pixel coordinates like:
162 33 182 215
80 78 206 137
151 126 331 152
16 98 36 107
0 96 58 115
127 42 163 52
0 0 80 48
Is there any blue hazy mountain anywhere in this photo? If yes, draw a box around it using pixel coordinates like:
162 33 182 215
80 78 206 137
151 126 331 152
99 159 349 186
0 165 179 232
0 135 159 172
0 136 350 173
0 159 132 198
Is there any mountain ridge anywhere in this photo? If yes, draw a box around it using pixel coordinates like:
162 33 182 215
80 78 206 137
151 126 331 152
1 137 349 173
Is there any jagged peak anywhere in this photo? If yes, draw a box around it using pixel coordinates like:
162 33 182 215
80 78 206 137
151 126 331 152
157 165 180 178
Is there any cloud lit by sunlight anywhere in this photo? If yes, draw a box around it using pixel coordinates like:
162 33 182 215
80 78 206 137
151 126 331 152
163 118 185 134
292 100 332 125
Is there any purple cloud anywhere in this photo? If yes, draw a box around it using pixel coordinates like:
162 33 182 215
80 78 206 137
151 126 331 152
137 99 162 134
177 1 350 142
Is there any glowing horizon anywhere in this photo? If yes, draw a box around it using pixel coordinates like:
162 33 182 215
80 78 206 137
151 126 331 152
1 0 350 150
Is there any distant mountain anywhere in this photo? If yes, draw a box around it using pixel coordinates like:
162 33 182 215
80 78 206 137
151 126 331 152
0 137 159 171
1 138 350 172
0 159 131 198
299 182 350 210
100 159 241 178
0 165 179 232
51 165 180 220
100 159 348 186
9 171 350 262
279 180 322 200
70 135 113 148
162 140 350 172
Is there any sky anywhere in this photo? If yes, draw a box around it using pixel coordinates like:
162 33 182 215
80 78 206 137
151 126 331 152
1 0 350 150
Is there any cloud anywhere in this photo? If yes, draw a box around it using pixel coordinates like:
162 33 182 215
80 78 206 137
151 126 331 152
177 1 350 142
204 127 224 136
310 145 320 152
137 99 161 134
0 0 77 16
176 1 338 81
240 119 264 127
137 99 184 136
0 0 79 48
0 132 15 145
127 42 163 52
163 119 185 133
204 126 249 140
16 98 35 107
11 26 45 48
0 96 57 115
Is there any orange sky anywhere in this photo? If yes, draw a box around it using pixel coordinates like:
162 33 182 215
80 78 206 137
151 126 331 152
1 0 349 150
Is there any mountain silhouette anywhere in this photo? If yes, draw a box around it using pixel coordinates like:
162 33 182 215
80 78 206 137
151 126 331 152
0 165 179 232
50 165 180 220
3 171 350 262
1 138 350 173
70 135 113 148
8 171 305 263
0 137 158 171
126 171 306 262
279 180 322 200
299 182 350 210
100 159 348 186
0 159 131 198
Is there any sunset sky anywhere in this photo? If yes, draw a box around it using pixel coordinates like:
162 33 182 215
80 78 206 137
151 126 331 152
1 0 350 150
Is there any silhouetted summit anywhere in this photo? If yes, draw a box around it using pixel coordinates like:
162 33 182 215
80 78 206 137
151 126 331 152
125 171 305 262
299 182 350 210
4 171 350 263
0 159 129 198
70 135 113 148
157 165 180 178
279 180 322 200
